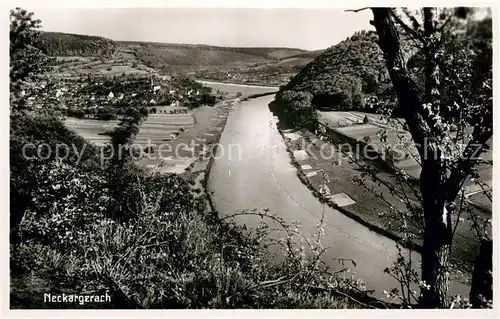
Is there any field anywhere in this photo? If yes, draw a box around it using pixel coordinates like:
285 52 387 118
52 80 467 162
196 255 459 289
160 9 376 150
39 31 321 87
282 128 491 279
318 110 493 209
49 48 159 79
120 41 311 72
66 100 238 177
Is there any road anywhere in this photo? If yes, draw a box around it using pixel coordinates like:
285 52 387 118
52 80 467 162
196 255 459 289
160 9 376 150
207 90 470 301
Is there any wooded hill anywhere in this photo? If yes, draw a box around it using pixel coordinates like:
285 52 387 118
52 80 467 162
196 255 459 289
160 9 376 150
277 30 391 111
275 16 492 125
37 32 117 57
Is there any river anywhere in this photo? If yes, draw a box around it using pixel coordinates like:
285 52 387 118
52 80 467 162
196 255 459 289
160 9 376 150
206 85 469 301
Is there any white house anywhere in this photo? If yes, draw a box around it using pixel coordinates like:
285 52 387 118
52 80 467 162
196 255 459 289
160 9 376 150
107 92 114 100
149 99 157 104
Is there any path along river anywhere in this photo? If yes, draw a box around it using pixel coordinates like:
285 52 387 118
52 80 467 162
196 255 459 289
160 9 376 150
205 86 469 301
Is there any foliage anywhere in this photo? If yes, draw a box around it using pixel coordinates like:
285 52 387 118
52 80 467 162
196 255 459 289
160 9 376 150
270 90 318 130
277 30 389 112
367 7 492 308
37 31 117 57
9 7 53 110
10 113 100 233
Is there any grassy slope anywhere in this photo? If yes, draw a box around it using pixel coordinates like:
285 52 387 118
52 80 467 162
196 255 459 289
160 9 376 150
35 31 318 85
36 31 313 71
119 41 312 72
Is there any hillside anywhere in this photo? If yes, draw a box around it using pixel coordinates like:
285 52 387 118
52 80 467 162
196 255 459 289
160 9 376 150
190 49 324 86
278 30 390 111
33 32 316 83
119 41 310 72
280 49 324 60
37 32 117 57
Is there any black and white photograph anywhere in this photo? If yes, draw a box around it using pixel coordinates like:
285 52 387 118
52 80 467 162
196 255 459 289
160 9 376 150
4 0 496 314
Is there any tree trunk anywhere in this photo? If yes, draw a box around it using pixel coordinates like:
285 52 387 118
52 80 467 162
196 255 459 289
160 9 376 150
418 160 452 308
370 8 452 308
470 238 493 307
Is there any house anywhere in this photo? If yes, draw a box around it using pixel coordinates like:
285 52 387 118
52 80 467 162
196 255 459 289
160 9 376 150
149 99 157 104
153 85 161 93
107 92 114 100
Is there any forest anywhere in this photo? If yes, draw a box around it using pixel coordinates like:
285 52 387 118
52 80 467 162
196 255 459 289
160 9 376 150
38 31 117 57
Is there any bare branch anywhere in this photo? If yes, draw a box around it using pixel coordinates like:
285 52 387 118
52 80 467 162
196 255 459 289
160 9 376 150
390 9 425 43
345 7 370 13
402 7 422 30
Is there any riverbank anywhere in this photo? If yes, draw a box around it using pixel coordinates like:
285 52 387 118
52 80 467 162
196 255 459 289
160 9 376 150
196 79 280 90
276 124 482 285
180 100 235 203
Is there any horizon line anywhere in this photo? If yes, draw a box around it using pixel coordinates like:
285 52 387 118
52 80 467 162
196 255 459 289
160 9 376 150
38 28 333 51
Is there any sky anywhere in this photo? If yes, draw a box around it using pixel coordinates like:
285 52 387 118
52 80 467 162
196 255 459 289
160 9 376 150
27 8 374 50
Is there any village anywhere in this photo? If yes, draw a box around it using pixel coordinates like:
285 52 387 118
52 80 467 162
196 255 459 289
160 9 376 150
20 73 222 120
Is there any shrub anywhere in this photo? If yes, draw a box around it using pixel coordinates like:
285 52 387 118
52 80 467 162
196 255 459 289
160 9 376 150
11 107 371 309
274 90 318 130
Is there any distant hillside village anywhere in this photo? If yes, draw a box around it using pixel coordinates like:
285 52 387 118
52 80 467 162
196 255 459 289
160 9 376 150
194 64 304 87
19 73 221 120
